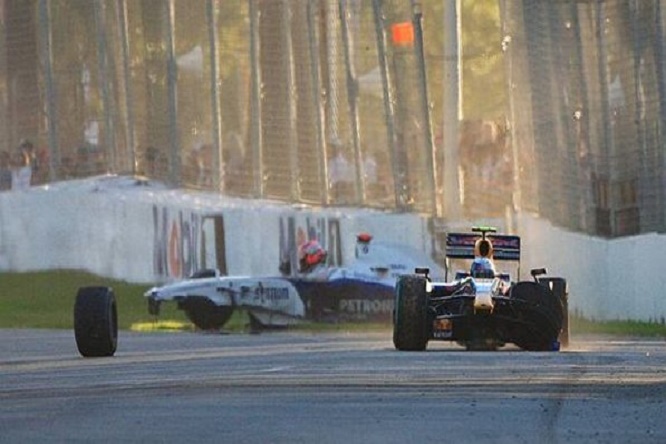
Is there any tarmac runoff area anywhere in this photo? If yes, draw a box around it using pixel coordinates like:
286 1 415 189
1 329 665 443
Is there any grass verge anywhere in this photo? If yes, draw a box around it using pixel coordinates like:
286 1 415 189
1 270 665 337
0 270 173 330
569 314 666 337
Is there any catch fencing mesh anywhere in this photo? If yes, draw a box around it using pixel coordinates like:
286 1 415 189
2 0 666 238
1 0 437 214
505 0 666 236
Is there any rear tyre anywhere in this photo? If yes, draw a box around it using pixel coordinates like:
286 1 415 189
539 278 569 348
393 275 429 351
510 281 563 351
74 286 118 357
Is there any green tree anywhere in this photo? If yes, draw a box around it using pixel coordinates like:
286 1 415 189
421 0 505 122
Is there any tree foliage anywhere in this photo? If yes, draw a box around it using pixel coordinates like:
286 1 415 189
422 0 506 122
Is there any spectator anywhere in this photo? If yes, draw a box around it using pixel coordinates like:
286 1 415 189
328 142 354 203
362 150 380 197
154 151 169 181
73 146 90 178
139 145 169 182
60 156 75 180
34 147 49 185
142 146 159 177
183 142 216 189
0 151 12 191
364 150 391 203
197 143 214 188
184 145 202 187
73 144 105 178
11 149 32 190
223 131 248 194
18 139 36 169
363 150 377 186
19 140 50 185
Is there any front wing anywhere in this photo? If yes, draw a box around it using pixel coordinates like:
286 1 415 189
429 294 563 351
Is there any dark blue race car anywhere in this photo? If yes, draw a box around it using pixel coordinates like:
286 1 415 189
393 226 570 352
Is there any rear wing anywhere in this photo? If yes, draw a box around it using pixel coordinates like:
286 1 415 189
445 233 521 261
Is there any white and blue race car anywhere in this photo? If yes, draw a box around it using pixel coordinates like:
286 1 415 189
144 233 445 331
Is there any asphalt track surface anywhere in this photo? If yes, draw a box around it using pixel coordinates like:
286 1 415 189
1 329 665 444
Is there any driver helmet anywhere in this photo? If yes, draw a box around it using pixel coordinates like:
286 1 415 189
299 240 327 272
470 257 496 279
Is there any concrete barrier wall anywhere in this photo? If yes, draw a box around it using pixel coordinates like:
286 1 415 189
0 176 437 283
0 176 664 322
0 178 156 279
517 214 666 322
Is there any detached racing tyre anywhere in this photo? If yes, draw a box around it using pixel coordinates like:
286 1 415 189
74 286 118 357
393 275 429 351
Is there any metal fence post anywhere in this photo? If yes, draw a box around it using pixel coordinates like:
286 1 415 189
93 0 116 172
325 0 342 148
339 0 365 205
165 0 180 186
372 0 401 210
442 0 462 220
249 0 263 198
206 0 223 192
307 1 330 205
629 0 646 233
411 1 438 217
655 0 666 232
38 0 59 182
499 0 520 215
596 0 615 236
116 0 136 174
569 1 594 234
282 0 300 201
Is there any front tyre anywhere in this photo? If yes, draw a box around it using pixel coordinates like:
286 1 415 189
74 286 118 357
179 296 234 331
393 275 429 351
